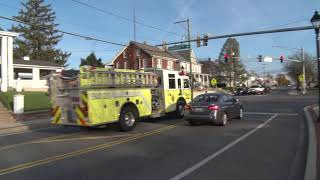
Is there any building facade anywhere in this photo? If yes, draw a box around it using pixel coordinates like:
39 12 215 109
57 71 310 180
107 41 210 87
0 31 63 92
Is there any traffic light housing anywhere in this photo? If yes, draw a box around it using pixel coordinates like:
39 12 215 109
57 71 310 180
280 55 284 63
257 55 263 62
203 34 208 46
224 54 229 63
196 35 201 47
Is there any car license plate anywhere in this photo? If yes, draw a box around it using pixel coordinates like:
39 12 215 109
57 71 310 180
194 108 203 112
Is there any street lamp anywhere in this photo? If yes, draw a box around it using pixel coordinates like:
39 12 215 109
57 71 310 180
310 10 320 121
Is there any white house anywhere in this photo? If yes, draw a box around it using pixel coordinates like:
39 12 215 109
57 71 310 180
0 31 63 92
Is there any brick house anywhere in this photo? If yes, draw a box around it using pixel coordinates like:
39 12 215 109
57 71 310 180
107 41 210 87
108 41 180 71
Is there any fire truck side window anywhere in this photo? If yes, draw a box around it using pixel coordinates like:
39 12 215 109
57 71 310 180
178 79 181 89
168 74 176 89
183 79 189 88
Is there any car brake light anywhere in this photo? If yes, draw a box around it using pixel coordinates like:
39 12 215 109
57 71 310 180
208 105 219 111
184 104 191 111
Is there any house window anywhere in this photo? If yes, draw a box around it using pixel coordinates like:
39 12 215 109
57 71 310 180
116 62 119 69
183 79 190 88
136 49 141 57
167 61 173 70
123 50 127 58
157 59 162 68
168 74 176 89
143 59 148 68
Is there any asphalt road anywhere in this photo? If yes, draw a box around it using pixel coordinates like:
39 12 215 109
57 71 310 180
0 88 316 180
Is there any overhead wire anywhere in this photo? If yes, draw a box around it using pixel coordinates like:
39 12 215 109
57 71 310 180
70 0 181 36
0 15 126 46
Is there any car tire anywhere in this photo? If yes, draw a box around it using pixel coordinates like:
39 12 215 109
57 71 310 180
175 100 186 118
236 107 243 119
188 121 197 126
214 112 228 126
118 105 138 132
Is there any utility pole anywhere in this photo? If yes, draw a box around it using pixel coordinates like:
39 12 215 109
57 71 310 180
174 19 193 99
301 47 306 94
133 8 136 41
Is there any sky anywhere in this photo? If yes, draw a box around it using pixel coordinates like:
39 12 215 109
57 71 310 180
0 0 319 76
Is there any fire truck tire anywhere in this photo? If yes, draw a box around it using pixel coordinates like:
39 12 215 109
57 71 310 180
118 105 138 132
175 100 186 118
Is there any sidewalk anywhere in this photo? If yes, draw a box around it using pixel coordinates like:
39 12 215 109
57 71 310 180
304 105 319 180
0 114 52 136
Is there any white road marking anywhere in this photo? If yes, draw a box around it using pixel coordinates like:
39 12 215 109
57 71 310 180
170 114 278 180
244 112 299 116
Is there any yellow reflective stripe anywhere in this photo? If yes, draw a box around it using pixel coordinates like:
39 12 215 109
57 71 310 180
75 106 85 120
80 93 88 104
51 107 61 124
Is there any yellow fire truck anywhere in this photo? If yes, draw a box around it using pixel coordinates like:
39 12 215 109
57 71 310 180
49 66 191 131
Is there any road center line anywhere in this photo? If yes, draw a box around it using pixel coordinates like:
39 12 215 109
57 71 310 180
0 124 178 176
170 114 278 180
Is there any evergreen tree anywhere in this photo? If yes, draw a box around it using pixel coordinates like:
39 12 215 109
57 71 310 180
11 0 70 66
217 38 246 87
80 52 104 67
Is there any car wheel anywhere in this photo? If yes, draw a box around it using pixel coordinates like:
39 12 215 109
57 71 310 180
188 121 197 126
175 100 186 118
118 105 138 132
214 112 228 126
236 107 243 119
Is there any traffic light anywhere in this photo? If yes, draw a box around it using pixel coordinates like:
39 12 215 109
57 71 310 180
203 34 208 46
280 55 284 63
224 54 229 63
257 55 263 62
196 35 201 47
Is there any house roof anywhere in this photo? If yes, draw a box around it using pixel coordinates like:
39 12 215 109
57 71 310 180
131 41 178 60
13 59 62 67
174 50 191 60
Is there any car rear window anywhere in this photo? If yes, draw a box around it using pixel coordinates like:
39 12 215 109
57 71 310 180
250 85 259 88
193 94 218 102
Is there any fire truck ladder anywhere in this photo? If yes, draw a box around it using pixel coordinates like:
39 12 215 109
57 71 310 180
81 68 159 88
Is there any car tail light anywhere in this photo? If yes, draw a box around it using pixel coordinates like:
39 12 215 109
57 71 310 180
184 104 191 111
208 105 219 111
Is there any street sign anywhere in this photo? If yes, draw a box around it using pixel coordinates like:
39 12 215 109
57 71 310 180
299 74 304 82
210 78 217 86
263 56 273 62
168 44 190 51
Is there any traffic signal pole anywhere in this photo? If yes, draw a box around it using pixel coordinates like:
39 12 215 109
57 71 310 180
187 19 193 100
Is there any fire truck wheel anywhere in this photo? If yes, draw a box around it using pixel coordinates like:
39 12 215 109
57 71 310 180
175 100 186 118
118 105 138 132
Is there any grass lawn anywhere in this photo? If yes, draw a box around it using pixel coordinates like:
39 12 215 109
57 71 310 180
0 91 51 112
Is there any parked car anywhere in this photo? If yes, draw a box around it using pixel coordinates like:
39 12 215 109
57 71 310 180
234 87 249 96
248 85 265 95
184 93 243 126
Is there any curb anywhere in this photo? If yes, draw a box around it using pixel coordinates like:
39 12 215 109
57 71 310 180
303 105 317 180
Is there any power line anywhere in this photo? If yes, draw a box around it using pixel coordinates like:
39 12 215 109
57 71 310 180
261 17 309 30
0 15 126 46
70 0 181 36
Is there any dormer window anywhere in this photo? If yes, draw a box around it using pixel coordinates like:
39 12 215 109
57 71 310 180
136 49 141 57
